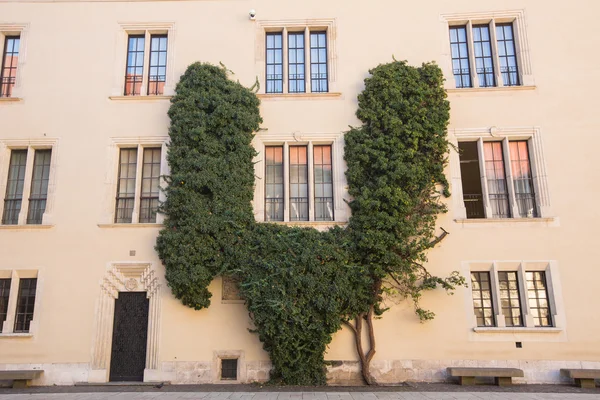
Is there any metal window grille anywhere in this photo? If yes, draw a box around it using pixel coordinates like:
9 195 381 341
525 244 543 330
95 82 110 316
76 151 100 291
265 146 284 221
266 33 283 94
472 25 496 87
313 145 334 221
449 26 471 88
310 32 328 93
0 36 20 98
0 279 10 333
288 32 306 93
483 142 510 218
124 35 145 96
289 146 308 221
471 272 495 327
497 271 523 327
139 148 161 223
14 278 36 333
115 148 138 223
2 150 28 225
148 35 168 96
27 150 52 224
496 23 520 86
509 141 537 218
221 359 238 380
526 271 553 327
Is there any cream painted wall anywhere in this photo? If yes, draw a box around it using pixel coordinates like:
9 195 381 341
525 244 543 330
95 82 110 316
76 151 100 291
0 0 599 384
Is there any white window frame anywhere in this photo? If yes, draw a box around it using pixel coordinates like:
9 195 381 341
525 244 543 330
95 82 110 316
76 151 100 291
0 139 59 226
450 127 553 222
0 269 41 337
111 23 176 98
440 10 534 90
0 23 29 101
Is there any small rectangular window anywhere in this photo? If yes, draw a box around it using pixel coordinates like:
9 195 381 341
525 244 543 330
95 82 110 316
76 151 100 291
266 33 283 94
14 278 36 333
288 32 306 93
449 26 471 88
139 148 161 223
313 145 333 221
310 32 328 93
498 271 523 327
471 272 495 327
458 142 484 219
265 146 284 221
0 35 20 98
115 148 138 223
148 35 168 96
289 146 308 221
483 142 510 218
221 358 238 380
0 278 10 333
472 25 495 87
509 141 537 218
496 23 520 86
526 271 553 327
124 35 145 96
2 150 28 225
27 150 52 225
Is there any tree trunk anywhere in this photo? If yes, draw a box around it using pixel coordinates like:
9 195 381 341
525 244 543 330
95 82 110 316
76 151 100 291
345 305 377 385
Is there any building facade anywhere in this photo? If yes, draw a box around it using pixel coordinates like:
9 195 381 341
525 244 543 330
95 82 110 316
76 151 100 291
0 0 599 386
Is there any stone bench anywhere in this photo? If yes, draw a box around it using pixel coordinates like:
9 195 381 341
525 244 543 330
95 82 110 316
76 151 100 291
561 369 600 388
0 370 43 388
447 367 524 386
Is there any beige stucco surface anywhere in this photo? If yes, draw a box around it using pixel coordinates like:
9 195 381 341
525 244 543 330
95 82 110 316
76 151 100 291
0 0 599 385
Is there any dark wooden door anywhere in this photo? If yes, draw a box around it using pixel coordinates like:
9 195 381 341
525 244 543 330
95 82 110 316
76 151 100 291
109 292 149 382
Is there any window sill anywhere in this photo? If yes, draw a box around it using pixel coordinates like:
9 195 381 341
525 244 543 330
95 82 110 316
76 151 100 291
265 221 347 227
454 217 558 227
257 92 342 100
0 97 22 103
446 85 536 94
0 332 33 338
474 327 562 334
97 223 164 229
0 224 54 230
108 95 172 101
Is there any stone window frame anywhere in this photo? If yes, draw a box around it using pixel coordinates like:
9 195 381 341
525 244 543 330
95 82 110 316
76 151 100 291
449 126 555 225
0 269 41 338
440 10 534 91
212 350 245 384
0 138 59 228
0 23 29 102
109 22 176 100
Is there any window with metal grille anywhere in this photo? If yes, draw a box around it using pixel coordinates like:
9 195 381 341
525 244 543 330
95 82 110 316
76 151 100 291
288 32 305 93
289 146 308 221
526 271 553 327
0 36 20 98
14 278 36 333
124 35 145 96
310 32 328 93
139 148 161 223
266 33 283 94
496 23 520 86
221 358 238 380
26 150 52 224
313 145 333 221
148 35 167 95
0 279 10 333
2 150 27 225
265 146 284 221
498 271 523 327
483 142 510 218
115 148 138 223
509 141 537 218
471 272 495 327
472 25 495 87
449 26 471 88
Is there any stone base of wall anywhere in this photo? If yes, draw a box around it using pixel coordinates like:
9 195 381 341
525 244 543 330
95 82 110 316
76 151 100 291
0 363 89 386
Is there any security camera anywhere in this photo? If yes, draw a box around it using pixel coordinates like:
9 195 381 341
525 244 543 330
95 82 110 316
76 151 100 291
249 9 256 20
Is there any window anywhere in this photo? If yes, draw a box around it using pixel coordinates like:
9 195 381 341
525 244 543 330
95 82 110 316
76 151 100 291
458 139 538 219
264 144 334 222
265 33 283 94
0 271 39 335
220 358 238 380
0 35 19 98
114 146 162 224
310 32 328 93
0 278 10 333
526 271 553 327
1 147 53 225
288 32 305 93
14 278 36 333
448 20 522 88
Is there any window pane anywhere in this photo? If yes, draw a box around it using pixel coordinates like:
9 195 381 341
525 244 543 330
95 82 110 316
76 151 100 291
310 32 328 93
289 146 308 221
266 33 283 94
265 146 284 221
458 142 484 218
124 35 145 96
139 148 161 223
14 278 36 333
497 272 523 327
0 36 20 98
147 35 168 96
288 32 306 93
471 272 495 327
483 142 510 218
313 145 333 221
2 150 27 225
0 279 10 333
526 271 553 327
26 150 52 224
472 25 496 87
449 26 471 88
509 141 537 217
496 24 520 86
115 148 138 223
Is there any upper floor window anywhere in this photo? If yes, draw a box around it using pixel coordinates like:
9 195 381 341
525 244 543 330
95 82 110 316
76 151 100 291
124 34 168 96
0 35 19 98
